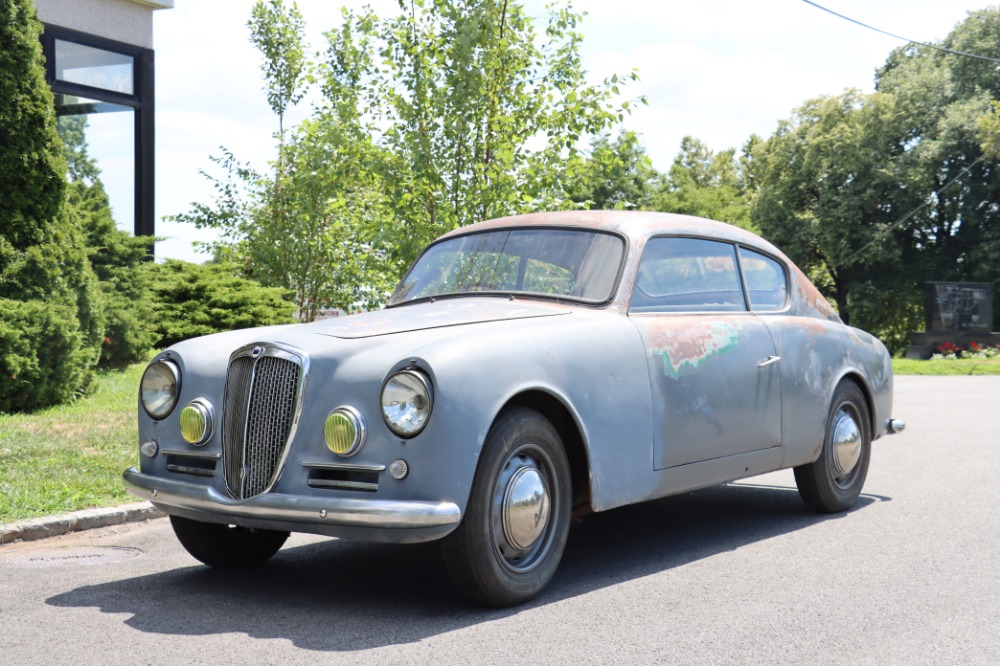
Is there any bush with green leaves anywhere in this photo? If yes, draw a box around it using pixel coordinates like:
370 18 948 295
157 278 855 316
0 0 103 412
0 299 93 413
148 260 296 347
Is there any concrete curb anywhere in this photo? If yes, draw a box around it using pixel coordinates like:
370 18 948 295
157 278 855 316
0 502 166 545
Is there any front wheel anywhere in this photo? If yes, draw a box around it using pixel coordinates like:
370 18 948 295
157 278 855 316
442 408 572 607
170 515 289 568
794 381 872 513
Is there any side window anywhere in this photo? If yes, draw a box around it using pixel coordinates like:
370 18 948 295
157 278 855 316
630 237 747 313
739 248 788 311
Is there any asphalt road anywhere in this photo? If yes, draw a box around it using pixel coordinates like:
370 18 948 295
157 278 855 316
1 376 997 665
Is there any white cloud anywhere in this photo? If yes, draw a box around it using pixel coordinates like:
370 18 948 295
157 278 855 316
144 0 997 261
572 0 997 162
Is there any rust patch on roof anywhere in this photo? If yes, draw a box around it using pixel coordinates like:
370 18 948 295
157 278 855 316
443 211 781 253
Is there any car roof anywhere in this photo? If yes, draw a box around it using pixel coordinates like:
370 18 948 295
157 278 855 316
434 210 840 322
442 210 783 256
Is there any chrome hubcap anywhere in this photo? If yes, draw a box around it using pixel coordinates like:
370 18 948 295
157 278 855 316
502 467 550 551
491 449 553 572
831 408 862 479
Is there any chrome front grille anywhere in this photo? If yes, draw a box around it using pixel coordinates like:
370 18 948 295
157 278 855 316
222 346 305 499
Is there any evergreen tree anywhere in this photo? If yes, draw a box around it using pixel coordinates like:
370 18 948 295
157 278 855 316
60 112 157 365
0 0 103 411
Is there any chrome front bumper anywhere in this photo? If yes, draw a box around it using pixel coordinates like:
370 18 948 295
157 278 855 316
123 467 462 537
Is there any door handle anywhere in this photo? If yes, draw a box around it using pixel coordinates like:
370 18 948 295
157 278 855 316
757 355 781 368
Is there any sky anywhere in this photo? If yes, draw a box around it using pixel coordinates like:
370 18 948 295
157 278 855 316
113 0 999 262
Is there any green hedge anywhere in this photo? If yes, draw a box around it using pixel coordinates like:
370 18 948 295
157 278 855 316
0 299 90 413
149 261 297 347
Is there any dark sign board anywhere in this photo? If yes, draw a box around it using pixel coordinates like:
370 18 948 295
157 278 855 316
925 282 993 332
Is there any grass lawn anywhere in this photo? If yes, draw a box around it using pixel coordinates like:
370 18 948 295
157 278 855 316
892 357 1000 375
0 362 143 524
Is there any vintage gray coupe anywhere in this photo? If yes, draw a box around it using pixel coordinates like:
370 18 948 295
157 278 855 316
125 210 904 606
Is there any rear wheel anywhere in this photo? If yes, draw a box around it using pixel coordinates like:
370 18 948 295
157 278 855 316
169 515 289 568
794 381 871 513
442 408 572 607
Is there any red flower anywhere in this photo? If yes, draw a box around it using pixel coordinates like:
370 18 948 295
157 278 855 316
937 342 959 354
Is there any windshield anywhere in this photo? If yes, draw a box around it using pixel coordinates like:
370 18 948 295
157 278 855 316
388 228 625 306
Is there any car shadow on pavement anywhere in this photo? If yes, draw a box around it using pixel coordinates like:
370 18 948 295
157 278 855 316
47 483 886 652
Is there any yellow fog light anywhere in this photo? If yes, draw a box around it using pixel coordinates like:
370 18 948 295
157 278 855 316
324 407 366 457
179 399 213 446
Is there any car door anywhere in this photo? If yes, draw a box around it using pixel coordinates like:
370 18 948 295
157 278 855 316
628 237 782 470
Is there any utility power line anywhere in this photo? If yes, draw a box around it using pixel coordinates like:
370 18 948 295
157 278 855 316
841 153 988 265
800 0 1000 64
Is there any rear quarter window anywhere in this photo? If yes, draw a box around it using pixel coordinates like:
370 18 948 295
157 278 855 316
739 248 788 311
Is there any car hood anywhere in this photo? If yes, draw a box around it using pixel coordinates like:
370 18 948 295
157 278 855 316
302 298 570 339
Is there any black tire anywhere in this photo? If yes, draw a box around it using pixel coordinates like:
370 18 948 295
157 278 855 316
441 407 572 607
169 515 289 568
794 381 872 513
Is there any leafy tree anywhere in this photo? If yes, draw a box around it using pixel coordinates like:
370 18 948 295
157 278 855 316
176 0 395 319
248 0 308 140
979 101 1000 160
321 0 631 263
562 131 654 210
875 9 1000 332
650 136 754 230
751 8 1000 349
0 0 103 411
177 0 633 319
751 90 919 346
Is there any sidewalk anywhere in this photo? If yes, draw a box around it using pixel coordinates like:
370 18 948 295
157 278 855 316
0 502 165 545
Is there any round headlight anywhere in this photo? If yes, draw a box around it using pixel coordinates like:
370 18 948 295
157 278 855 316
381 370 432 437
179 399 214 445
140 360 180 420
324 407 366 456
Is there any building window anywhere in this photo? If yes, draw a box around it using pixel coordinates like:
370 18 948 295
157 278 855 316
54 39 135 95
40 25 155 241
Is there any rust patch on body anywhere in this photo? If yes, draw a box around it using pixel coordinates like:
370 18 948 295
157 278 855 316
790 265 840 322
649 320 743 379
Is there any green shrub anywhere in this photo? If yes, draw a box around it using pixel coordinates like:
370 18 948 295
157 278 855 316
69 180 157 365
0 299 88 413
148 261 296 347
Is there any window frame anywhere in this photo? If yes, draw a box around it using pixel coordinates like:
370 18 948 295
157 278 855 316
627 235 791 315
386 225 631 309
736 246 791 313
40 24 155 241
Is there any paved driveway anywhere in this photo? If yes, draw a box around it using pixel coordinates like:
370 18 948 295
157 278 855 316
1 376 997 665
